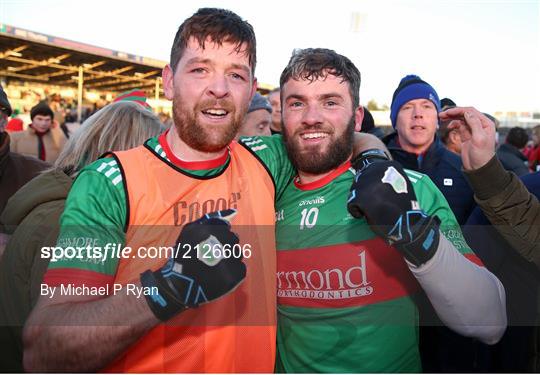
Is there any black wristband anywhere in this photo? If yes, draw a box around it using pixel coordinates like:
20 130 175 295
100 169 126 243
393 215 440 267
351 148 390 171
140 270 186 322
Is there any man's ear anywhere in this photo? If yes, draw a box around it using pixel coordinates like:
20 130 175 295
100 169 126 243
354 106 364 132
250 77 258 100
449 129 462 145
162 64 175 100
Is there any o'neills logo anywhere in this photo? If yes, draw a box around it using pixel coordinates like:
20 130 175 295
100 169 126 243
298 196 325 206
277 251 372 300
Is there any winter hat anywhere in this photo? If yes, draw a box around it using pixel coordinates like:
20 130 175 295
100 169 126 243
114 89 152 110
30 102 54 120
248 93 272 114
0 84 12 116
390 74 440 128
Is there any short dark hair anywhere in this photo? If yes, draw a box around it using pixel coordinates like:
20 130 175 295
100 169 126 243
30 102 53 120
170 8 257 74
360 106 374 132
279 48 361 108
438 120 454 145
506 127 529 149
440 97 456 110
484 113 500 128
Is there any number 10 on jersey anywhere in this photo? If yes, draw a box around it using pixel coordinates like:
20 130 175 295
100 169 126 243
300 207 319 230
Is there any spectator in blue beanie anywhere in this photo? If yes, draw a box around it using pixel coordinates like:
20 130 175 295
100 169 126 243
382 75 475 225
382 75 479 372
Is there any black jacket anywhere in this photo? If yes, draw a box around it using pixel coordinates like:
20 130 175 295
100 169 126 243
382 132 476 224
362 126 385 139
496 143 530 177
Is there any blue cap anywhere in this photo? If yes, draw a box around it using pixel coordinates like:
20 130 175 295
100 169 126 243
390 75 440 128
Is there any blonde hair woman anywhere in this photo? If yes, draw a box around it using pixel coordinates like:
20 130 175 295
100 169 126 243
54 101 164 176
0 100 164 372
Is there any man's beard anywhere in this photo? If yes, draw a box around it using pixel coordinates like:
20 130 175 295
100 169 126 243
172 94 245 153
283 117 355 175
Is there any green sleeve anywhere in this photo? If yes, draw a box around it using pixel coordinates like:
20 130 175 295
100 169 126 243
406 169 472 255
47 158 127 276
238 135 296 199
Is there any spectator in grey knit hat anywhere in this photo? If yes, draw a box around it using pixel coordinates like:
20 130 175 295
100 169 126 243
268 88 282 134
236 92 273 138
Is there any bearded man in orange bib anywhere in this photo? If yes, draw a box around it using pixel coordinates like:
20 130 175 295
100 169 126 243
23 8 295 372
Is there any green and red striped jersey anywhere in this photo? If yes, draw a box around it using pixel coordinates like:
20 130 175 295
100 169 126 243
274 161 478 373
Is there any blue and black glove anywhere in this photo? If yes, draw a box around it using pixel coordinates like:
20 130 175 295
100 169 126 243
141 209 246 321
347 150 440 267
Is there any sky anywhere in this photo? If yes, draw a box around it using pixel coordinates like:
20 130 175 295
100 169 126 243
1 0 539 113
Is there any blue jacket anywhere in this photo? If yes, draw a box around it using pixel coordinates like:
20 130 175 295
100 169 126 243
496 143 530 177
382 132 476 224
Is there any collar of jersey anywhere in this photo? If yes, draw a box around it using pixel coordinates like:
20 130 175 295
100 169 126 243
158 131 230 171
294 160 352 191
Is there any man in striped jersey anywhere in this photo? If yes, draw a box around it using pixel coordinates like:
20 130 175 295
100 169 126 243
269 48 506 373
22 8 292 372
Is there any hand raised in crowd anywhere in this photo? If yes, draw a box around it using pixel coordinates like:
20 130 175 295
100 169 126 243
439 107 496 170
